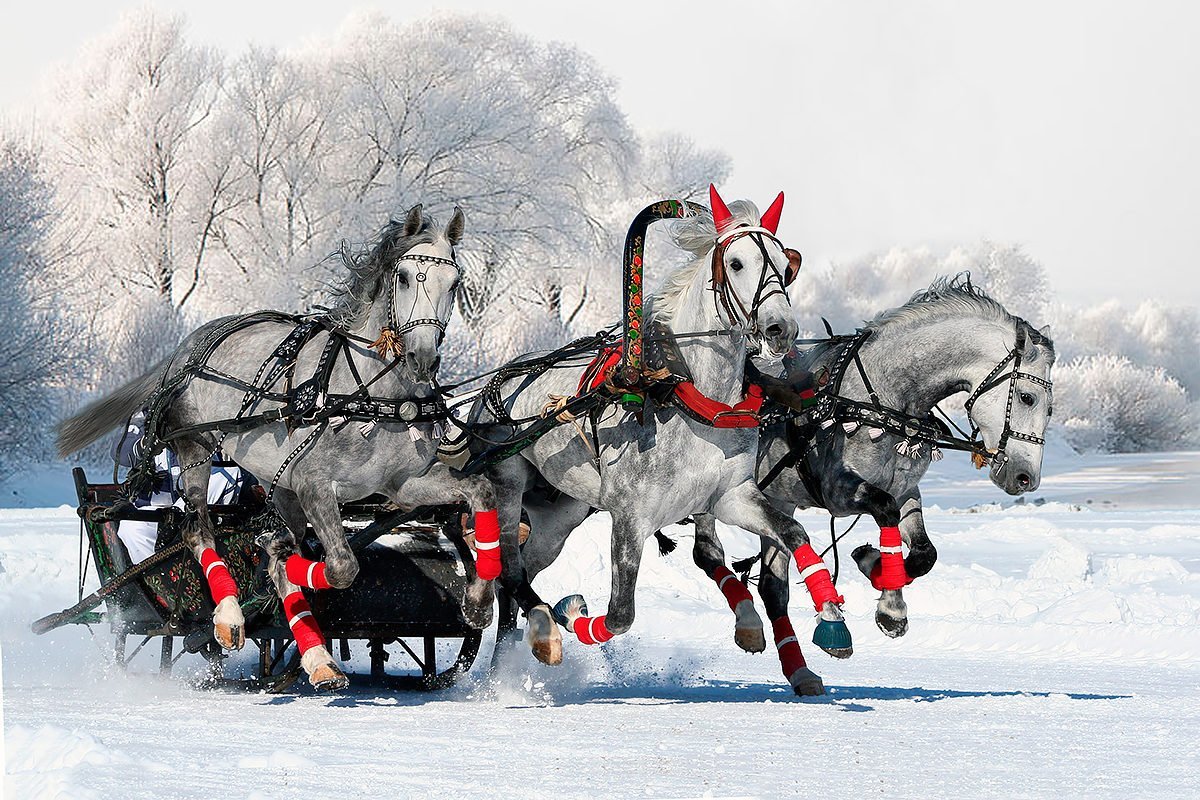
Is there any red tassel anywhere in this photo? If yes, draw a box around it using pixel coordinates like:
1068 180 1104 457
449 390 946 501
793 543 844 611
712 566 752 611
473 509 501 581
283 591 325 654
772 616 808 677
572 615 614 645
285 555 332 590
871 526 911 590
199 548 239 604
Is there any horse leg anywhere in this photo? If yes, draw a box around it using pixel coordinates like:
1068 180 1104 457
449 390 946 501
758 542 825 695
393 463 510 631
714 481 852 659
268 486 346 691
511 494 593 665
174 440 244 651
692 513 765 653
847 484 937 638
557 511 646 646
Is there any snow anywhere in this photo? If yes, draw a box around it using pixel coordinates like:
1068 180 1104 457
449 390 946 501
3 451 1200 799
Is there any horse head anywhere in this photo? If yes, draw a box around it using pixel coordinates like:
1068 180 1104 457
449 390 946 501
708 184 800 357
966 322 1056 494
357 204 465 382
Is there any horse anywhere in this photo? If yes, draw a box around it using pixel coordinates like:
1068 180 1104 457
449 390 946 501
467 187 840 694
56 205 503 690
690 276 1056 693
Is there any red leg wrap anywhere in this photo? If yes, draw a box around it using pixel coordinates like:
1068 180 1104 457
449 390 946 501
285 554 332 590
282 591 325 654
712 566 753 612
871 525 911 591
793 543 844 612
473 509 502 581
199 548 239 604
772 617 808 677
572 615 615 645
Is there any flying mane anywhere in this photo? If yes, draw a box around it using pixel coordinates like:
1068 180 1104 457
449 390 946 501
326 217 440 327
866 273 1055 353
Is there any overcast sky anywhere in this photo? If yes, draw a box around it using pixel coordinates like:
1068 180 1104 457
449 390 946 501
3 1 1197 308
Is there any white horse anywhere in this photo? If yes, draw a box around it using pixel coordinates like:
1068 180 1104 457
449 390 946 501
470 187 841 694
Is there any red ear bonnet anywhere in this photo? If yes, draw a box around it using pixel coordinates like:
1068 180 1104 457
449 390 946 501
709 183 735 236
760 191 784 235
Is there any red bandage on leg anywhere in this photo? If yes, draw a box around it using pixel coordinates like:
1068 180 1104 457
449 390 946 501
473 509 502 581
285 554 332 590
572 615 615 645
772 617 808 677
199 548 238 604
282 591 325 654
793 543 844 611
871 525 911 591
712 566 753 611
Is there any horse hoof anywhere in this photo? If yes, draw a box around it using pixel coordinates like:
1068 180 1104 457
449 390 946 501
876 610 909 638
212 596 245 650
527 605 562 666
309 661 350 692
551 594 588 628
734 627 766 654
461 585 494 630
787 667 825 696
813 619 853 659
851 543 879 578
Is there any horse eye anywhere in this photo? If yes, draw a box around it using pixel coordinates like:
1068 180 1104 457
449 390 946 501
729 258 744 273
396 271 410 288
1019 391 1036 407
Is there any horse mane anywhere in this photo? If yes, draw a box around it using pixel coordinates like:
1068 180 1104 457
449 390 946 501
325 216 440 327
648 199 762 325
866 272 1055 353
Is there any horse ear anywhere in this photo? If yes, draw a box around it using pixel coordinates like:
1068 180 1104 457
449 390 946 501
709 184 734 235
783 248 802 286
760 192 785 235
1039 324 1052 340
402 204 424 237
446 206 465 246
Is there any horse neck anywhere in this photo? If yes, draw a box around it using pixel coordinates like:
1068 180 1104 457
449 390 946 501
849 313 1017 415
659 259 748 405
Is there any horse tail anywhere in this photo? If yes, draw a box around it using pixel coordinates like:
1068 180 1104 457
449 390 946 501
56 358 170 457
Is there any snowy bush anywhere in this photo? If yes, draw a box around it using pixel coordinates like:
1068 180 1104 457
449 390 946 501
1054 355 1194 453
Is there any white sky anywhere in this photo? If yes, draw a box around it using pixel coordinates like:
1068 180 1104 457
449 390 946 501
3 1 1197 308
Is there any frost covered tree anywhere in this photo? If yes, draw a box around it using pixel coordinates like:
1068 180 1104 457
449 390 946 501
1054 355 1194 453
0 141 68 476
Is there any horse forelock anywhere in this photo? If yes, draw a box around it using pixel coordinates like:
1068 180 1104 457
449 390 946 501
865 273 1055 357
327 217 440 326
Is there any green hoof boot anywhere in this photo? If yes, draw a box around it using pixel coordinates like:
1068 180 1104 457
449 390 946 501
813 619 853 659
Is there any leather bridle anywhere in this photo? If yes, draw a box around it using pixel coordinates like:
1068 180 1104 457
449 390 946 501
386 253 462 344
708 227 801 338
963 326 1054 472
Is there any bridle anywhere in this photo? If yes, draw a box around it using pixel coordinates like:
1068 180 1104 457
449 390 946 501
384 251 463 347
962 326 1054 472
708 226 800 339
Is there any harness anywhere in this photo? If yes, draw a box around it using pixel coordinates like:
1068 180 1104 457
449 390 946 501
126 251 460 502
757 322 1054 491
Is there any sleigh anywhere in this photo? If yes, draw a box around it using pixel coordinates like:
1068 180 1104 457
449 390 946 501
32 467 483 691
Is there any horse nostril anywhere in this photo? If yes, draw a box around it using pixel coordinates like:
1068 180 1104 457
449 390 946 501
1016 473 1031 489
765 323 784 339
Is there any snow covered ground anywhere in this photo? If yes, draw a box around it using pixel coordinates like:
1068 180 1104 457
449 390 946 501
3 448 1199 799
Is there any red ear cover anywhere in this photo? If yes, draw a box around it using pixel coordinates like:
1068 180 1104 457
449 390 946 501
760 191 784 234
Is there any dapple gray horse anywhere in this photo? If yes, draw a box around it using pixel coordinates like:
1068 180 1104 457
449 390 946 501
690 277 1055 693
469 191 845 694
57 205 502 690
